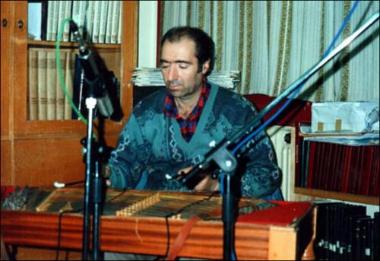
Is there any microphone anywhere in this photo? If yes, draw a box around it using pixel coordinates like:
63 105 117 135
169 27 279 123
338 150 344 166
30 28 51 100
70 21 117 118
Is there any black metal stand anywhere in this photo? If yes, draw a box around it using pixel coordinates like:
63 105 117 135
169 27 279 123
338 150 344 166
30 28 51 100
222 173 237 260
82 97 103 260
92 159 103 260
69 19 121 260
82 97 95 260
81 98 113 260
206 143 240 259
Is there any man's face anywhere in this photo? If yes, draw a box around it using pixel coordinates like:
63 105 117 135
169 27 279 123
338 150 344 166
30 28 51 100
160 38 209 100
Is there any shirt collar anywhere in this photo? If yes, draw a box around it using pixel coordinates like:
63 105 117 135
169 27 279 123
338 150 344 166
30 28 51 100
163 83 210 119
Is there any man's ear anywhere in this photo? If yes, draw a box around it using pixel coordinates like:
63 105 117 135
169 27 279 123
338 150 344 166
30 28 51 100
201 60 210 74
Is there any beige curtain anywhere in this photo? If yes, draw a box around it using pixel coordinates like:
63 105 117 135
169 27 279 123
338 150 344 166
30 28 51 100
160 0 379 102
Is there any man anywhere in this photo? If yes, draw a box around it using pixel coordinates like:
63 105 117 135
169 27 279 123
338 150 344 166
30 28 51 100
109 26 282 200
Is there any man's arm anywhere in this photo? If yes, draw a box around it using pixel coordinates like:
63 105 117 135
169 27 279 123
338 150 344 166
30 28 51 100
222 94 282 198
108 114 187 191
239 129 282 198
108 115 147 189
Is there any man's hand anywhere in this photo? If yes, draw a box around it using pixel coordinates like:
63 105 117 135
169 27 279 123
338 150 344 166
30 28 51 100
178 167 219 192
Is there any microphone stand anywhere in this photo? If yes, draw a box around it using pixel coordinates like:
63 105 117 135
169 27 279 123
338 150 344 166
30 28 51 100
178 11 379 260
70 21 115 260
80 126 112 260
80 70 106 261
82 96 99 260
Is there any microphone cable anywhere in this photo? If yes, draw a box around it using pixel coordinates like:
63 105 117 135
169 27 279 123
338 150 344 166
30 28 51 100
55 17 88 124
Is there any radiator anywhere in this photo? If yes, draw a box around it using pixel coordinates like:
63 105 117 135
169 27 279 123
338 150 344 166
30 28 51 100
266 125 298 201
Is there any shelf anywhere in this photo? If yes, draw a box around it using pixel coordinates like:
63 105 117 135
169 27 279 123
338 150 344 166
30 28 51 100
1 1 137 187
28 39 121 49
294 187 379 205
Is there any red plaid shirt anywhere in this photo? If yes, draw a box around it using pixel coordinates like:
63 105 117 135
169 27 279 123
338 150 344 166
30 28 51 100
163 83 210 141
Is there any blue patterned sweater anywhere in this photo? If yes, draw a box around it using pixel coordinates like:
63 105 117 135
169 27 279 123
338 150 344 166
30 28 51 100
109 83 281 198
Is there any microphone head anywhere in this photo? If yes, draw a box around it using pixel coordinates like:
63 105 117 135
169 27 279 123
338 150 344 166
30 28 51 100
69 20 79 33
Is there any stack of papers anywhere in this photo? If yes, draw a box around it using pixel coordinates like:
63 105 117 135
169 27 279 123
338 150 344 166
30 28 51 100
207 70 240 89
132 68 165 87
300 125 379 146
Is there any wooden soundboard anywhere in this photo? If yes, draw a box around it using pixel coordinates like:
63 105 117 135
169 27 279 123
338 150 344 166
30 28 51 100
1 187 314 260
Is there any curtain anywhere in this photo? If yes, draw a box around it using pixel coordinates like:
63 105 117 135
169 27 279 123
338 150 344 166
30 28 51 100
160 0 379 102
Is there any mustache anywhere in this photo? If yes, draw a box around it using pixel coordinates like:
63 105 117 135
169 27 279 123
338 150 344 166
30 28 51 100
167 79 182 86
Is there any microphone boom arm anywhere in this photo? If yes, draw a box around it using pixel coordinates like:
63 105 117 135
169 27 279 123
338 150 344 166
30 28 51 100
179 11 380 186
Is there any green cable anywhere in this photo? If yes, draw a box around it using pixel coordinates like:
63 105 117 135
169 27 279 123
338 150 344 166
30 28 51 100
55 17 88 124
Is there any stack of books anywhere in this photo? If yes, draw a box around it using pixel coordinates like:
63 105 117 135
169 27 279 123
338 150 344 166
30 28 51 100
296 126 379 197
132 68 241 89
28 48 76 121
28 1 122 44
315 202 379 260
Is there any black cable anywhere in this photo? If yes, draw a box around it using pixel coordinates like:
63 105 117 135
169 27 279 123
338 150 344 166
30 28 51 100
162 216 171 260
56 209 81 261
56 211 64 260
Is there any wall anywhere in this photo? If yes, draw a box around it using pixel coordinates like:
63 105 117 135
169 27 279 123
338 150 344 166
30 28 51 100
138 1 158 68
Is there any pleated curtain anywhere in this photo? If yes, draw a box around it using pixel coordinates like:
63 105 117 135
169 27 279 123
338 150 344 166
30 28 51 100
160 0 379 102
